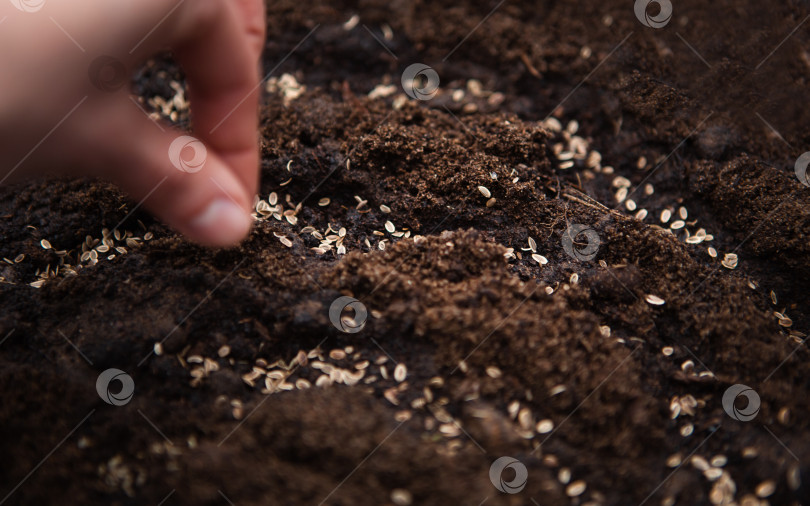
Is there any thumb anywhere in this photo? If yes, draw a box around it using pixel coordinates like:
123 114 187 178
88 103 254 247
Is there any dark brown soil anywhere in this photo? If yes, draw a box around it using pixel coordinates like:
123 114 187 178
2 1 809 505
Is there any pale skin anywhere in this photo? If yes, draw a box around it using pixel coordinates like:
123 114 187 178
0 0 266 246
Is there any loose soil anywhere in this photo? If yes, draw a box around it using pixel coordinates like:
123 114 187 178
2 0 809 505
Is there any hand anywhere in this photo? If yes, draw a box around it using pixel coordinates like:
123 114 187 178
0 0 266 246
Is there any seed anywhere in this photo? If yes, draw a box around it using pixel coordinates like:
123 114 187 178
566 480 586 497
318 197 330 206
558 468 571 484
721 253 738 269
394 363 407 382
486 366 502 378
527 237 537 252
40 239 52 250
637 156 647 169
666 454 682 467
660 209 672 223
711 455 727 467
329 349 346 360
154 342 163 356
708 247 717 258
486 197 496 207
612 176 631 188
380 204 391 213
536 419 554 434
279 237 293 248
690 457 709 472
615 187 628 203
518 408 533 430
704 468 723 481
570 273 579 284
788 464 801 491
586 151 602 168
13 254 24 263
662 346 674 356
670 220 685 230
625 199 637 211
532 254 548 265
315 375 332 388
779 317 793 327
385 221 395 233
635 209 648 220
391 489 413 506
217 345 231 358
477 186 491 198
295 379 311 390
755 480 775 498
646 294 665 305
680 423 694 437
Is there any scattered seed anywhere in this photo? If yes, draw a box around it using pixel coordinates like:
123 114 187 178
755 480 776 498
486 197 496 207
635 209 648 221
318 197 330 206
329 349 346 360
660 209 672 223
536 419 554 434
153 342 163 356
704 468 723 481
670 220 685 230
40 239 52 250
477 186 491 198
217 345 230 358
394 363 407 382
391 489 413 506
708 247 717 258
721 253 738 269
385 221 395 233
532 254 548 265
680 423 694 437
646 294 665 305
662 346 674 356
558 468 571 485
380 204 391 213
486 366 502 378
711 455 727 467
566 481 586 497
788 464 801 491
625 199 637 211
279 237 293 248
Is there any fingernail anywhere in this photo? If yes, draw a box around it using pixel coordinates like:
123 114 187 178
190 198 252 246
